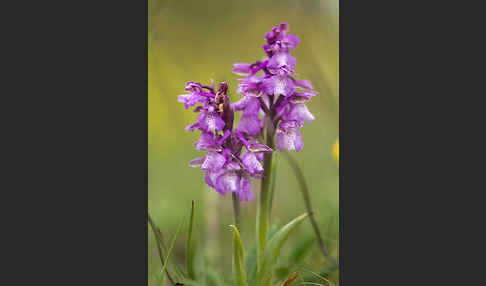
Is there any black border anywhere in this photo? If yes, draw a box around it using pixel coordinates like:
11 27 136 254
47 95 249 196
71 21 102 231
10 0 149 283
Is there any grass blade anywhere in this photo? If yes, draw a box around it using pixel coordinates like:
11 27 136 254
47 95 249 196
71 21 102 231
287 236 315 265
248 224 279 286
230 225 248 286
148 213 177 286
161 219 185 286
283 152 338 267
257 213 308 285
301 269 335 286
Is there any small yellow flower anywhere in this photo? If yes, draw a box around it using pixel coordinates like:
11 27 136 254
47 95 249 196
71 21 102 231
333 139 339 165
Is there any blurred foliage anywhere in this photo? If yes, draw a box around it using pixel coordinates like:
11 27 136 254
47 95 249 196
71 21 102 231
149 0 339 284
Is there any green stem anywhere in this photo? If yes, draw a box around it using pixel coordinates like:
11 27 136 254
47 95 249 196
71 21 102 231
232 192 241 230
257 115 276 285
268 152 279 220
282 152 338 268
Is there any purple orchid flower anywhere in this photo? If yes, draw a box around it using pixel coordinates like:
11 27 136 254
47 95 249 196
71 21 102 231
276 120 304 152
232 23 317 152
179 80 273 201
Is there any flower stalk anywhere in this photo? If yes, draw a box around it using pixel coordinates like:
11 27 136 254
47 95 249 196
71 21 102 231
232 192 241 229
257 113 276 285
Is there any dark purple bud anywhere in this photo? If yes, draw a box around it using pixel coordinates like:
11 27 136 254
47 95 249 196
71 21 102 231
216 82 228 99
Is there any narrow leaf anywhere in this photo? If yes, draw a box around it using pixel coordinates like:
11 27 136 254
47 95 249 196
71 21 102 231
258 213 308 284
161 219 184 286
148 213 177 285
287 236 315 265
248 224 279 286
230 225 248 286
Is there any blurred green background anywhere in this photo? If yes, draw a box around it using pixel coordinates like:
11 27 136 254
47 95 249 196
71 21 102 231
149 0 338 284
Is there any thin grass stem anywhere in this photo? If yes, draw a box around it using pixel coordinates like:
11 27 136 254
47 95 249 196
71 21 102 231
282 152 338 268
148 213 177 286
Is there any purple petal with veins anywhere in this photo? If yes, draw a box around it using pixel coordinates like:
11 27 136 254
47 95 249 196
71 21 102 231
195 132 216 150
205 169 224 189
238 175 255 201
262 75 295 97
267 52 296 74
197 110 225 132
237 76 263 97
284 34 299 50
289 91 317 103
177 93 203 109
231 96 251 111
242 152 264 175
201 151 226 172
216 171 240 194
276 121 304 152
236 113 261 135
226 162 242 171
293 78 313 90
288 103 315 124
232 63 252 76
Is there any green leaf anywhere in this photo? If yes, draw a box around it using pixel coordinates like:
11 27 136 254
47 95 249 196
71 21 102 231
148 213 180 285
245 242 257 286
274 267 291 282
203 268 225 286
287 236 315 265
257 213 309 285
186 200 196 280
248 224 279 286
230 225 248 286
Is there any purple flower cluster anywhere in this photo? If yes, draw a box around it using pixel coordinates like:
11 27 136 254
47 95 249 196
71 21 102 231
178 80 273 201
178 23 316 200
232 22 317 152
